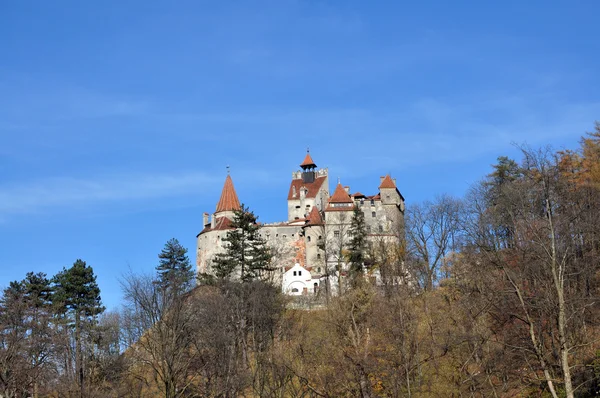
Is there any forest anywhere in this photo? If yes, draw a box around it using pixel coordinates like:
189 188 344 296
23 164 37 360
1 123 600 398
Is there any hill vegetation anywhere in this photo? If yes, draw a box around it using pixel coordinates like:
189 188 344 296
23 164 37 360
2 123 600 397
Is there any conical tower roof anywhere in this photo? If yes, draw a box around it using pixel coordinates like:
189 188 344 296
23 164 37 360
216 175 241 213
300 151 317 169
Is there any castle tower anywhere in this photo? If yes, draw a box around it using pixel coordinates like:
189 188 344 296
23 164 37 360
303 205 326 273
288 151 329 221
196 173 241 274
300 151 317 183
378 174 405 234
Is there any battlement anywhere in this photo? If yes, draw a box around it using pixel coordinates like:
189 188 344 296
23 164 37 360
291 167 328 180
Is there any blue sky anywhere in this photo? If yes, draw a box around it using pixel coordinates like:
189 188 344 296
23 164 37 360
1 1 599 310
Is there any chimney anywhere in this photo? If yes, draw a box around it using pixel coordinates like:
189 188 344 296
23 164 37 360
344 186 350 193
393 178 397 186
211 214 215 228
380 176 385 184
203 212 209 227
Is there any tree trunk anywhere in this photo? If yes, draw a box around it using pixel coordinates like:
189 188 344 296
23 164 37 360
75 311 83 398
547 200 574 398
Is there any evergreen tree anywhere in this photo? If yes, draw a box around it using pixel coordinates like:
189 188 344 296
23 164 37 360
53 259 105 398
156 238 194 292
212 204 272 281
484 156 523 249
347 205 368 286
0 273 55 398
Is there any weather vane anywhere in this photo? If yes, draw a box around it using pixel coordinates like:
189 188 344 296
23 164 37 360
226 165 230 175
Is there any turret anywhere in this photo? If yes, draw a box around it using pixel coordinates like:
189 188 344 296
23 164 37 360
300 150 317 183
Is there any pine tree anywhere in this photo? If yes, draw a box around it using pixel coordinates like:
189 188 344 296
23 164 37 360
212 204 272 281
156 238 194 292
348 205 367 286
52 260 105 398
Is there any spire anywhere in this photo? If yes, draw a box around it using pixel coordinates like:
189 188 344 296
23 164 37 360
216 174 241 213
300 149 317 170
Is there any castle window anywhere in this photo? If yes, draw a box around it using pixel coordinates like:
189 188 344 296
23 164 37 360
317 254 321 259
283 234 287 238
295 205 301 209
291 288 299 293
307 236 311 242
334 231 340 238
360 199 364 206
317 267 321 272
367 226 371 232
318 235 322 240
298 270 302 276
292 234 295 237
370 199 375 206
295 217 299 220
306 204 310 208
372 212 376 217
379 225 383 232
293 271 297 276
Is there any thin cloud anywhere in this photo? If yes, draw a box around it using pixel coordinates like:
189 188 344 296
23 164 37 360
0 171 218 216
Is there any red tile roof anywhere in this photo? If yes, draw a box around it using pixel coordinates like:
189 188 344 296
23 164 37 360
198 217 235 236
216 175 241 213
305 206 323 226
287 176 327 200
379 174 396 189
300 152 317 168
351 192 366 198
329 183 353 203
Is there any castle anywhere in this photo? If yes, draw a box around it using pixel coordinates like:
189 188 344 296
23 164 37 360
196 152 405 295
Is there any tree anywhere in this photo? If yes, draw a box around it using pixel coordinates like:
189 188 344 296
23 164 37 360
0 280 30 398
405 195 463 291
347 205 368 286
121 239 197 398
156 238 194 292
53 259 105 398
212 204 272 281
121 272 196 398
462 145 600 398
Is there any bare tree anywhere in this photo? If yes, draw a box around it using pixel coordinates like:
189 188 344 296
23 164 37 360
462 147 600 398
405 194 464 291
121 272 196 398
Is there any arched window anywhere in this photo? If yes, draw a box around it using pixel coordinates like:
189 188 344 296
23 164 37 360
291 288 299 293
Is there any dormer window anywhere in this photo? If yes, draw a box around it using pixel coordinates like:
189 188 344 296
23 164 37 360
292 186 297 198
